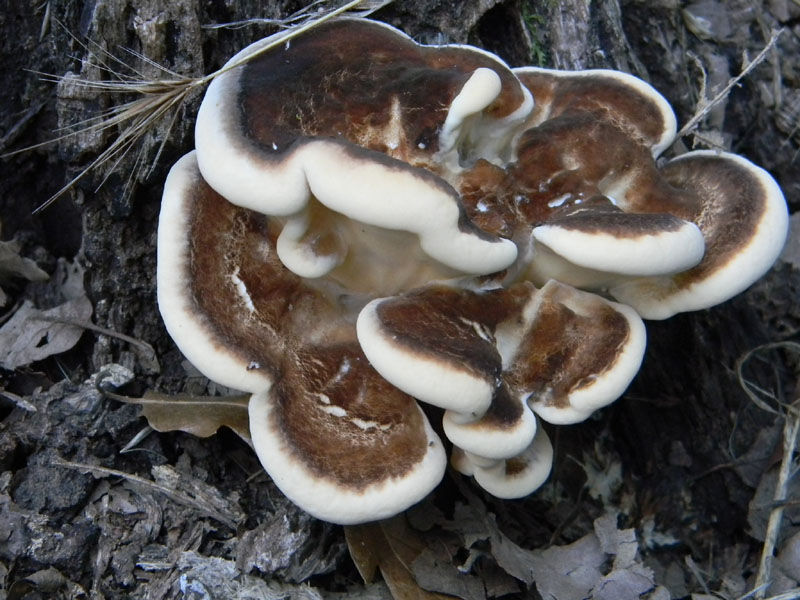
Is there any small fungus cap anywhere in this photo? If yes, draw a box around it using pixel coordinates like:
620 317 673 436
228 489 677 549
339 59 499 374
609 151 789 318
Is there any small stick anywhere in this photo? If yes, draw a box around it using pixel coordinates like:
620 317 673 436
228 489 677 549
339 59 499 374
678 29 782 139
753 394 800 599
39 314 158 366
53 457 240 529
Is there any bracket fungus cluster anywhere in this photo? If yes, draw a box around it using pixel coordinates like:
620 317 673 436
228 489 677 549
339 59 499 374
157 18 788 524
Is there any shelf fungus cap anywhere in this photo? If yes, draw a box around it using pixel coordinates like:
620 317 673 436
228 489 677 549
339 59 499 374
157 152 274 394
193 17 532 285
451 424 553 499
356 291 498 417
531 202 706 277
158 16 788 520
514 67 678 157
609 151 789 319
502 280 646 425
158 152 447 524
441 384 538 461
248 347 447 525
357 280 646 436
510 66 787 320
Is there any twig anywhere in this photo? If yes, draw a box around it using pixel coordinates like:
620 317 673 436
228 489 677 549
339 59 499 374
203 0 392 29
0 299 24 327
753 400 800 599
685 555 712 595
737 342 800 599
0 389 37 412
0 101 49 153
39 0 51 41
201 0 330 30
738 583 771 600
687 456 769 483
756 589 800 600
119 424 155 453
736 342 800 415
53 457 239 529
546 483 586 546
755 498 800 510
678 29 783 139
39 314 159 368
203 0 367 81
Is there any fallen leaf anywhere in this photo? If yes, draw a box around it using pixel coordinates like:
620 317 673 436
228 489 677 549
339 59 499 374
0 297 92 370
97 391 251 449
529 515 658 600
412 548 486 600
442 489 658 600
137 391 252 444
528 534 606 600
0 259 91 369
0 235 48 308
93 367 251 443
593 512 637 569
6 566 87 600
747 465 800 543
447 494 537 585
592 563 657 600
346 523 381 584
0 239 48 281
345 517 461 600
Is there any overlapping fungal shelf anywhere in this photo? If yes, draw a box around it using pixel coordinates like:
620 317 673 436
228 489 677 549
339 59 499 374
157 18 788 524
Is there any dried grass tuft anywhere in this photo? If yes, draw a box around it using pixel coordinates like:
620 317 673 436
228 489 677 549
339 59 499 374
4 0 388 214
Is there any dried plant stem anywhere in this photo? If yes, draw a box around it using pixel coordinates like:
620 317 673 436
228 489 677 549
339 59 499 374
30 75 203 214
753 400 800 599
203 0 367 81
678 29 782 139
0 388 37 412
53 457 240 529
40 314 157 360
0 101 48 153
761 589 800 600
9 0 374 214
737 343 800 599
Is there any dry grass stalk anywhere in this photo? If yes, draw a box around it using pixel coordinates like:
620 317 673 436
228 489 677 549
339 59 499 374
678 29 783 141
4 0 383 214
53 457 242 529
754 399 800 599
203 0 392 30
737 342 800 600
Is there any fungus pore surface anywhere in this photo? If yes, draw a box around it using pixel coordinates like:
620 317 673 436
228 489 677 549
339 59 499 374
157 17 788 524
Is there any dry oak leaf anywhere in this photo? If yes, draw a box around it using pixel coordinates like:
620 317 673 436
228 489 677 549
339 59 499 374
0 297 92 370
0 259 90 369
346 516 460 600
135 391 251 444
